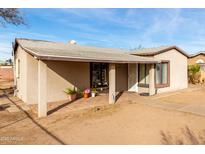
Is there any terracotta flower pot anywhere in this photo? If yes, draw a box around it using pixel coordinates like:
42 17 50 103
68 93 77 102
83 93 89 98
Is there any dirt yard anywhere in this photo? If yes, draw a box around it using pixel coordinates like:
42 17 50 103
1 80 205 145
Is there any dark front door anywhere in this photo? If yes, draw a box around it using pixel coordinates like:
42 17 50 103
90 63 108 88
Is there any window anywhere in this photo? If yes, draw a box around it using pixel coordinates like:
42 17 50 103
196 59 205 71
155 61 169 88
199 63 205 71
138 64 150 86
15 59 20 78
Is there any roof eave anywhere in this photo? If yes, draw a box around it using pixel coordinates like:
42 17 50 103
23 47 161 64
37 55 160 64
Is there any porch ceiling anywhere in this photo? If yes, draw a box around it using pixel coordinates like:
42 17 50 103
14 38 160 64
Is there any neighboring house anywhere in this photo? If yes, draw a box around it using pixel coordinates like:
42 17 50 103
0 59 13 66
13 38 188 117
188 52 205 82
0 60 5 65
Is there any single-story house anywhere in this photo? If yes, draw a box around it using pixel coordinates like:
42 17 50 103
188 51 205 82
13 38 188 117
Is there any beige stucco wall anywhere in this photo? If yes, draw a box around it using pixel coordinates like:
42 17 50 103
131 49 188 94
27 53 38 104
15 46 28 103
45 61 90 103
128 63 138 92
154 49 188 93
116 63 128 92
44 62 128 102
15 46 39 104
15 47 90 104
15 47 129 104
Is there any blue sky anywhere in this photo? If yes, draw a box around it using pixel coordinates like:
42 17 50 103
1 8 205 60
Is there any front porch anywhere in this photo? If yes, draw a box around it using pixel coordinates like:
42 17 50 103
37 60 157 117
34 91 144 116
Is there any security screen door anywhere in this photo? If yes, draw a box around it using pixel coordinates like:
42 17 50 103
90 63 108 88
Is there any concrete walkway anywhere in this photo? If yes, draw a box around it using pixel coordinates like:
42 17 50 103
139 86 205 117
141 99 205 117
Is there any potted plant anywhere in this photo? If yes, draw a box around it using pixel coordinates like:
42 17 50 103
83 88 90 98
91 88 97 97
64 87 77 101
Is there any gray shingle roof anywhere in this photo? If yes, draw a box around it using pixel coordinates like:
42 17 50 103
130 45 188 57
15 38 160 63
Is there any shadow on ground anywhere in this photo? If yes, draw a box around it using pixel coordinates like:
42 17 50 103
0 88 67 145
160 126 205 144
0 103 10 111
47 98 81 115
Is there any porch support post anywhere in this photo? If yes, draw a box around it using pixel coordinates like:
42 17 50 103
38 60 47 117
109 63 116 104
149 64 155 95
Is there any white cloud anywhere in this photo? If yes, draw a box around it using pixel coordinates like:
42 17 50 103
0 42 12 60
139 9 182 42
57 9 143 30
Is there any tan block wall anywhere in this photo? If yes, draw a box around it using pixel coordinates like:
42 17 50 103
154 49 188 93
0 66 13 80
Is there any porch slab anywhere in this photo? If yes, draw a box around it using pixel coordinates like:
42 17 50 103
29 94 110 116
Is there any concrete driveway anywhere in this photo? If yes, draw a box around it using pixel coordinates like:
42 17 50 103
143 85 205 116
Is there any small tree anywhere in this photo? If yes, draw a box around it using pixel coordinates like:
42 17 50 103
188 64 201 84
0 8 25 27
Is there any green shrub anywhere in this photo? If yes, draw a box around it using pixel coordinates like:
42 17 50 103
91 88 97 93
64 87 77 95
188 64 201 84
188 64 200 75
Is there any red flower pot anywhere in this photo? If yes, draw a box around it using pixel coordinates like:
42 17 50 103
83 93 89 98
